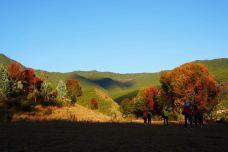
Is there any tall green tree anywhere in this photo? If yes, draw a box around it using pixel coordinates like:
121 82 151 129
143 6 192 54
40 81 53 102
0 64 10 96
56 80 67 102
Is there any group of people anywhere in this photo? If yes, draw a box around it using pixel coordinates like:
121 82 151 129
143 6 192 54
143 110 153 125
142 101 204 128
143 108 169 126
182 102 204 128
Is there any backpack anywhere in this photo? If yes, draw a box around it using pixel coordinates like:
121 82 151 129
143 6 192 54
148 112 153 118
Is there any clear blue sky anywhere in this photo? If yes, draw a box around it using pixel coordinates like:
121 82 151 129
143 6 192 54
0 0 228 73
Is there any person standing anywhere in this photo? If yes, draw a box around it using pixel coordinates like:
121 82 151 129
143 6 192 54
147 111 153 125
198 110 204 128
193 105 199 127
163 108 169 126
143 109 148 124
182 101 193 128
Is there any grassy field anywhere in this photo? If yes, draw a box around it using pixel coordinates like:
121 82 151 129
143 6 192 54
11 104 112 122
1 121 227 152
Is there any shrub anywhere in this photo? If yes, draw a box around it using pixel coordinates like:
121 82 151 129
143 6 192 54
20 100 33 112
90 98 98 110
120 98 134 117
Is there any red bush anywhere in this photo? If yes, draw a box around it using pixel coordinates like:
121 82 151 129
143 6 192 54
90 98 98 109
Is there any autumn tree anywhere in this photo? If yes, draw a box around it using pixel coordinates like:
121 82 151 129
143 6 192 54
7 63 42 96
7 62 24 81
144 87 159 111
21 68 37 93
130 87 160 117
160 63 219 114
66 79 82 104
7 62 25 95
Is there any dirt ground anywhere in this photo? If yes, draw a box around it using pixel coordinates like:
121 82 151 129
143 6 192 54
0 121 227 152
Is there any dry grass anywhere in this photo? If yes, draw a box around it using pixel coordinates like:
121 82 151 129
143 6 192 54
12 104 112 122
0 121 227 152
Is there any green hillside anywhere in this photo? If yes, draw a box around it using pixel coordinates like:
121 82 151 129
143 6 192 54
35 69 160 102
195 58 228 82
0 53 16 66
1 53 228 104
77 88 122 118
73 71 160 100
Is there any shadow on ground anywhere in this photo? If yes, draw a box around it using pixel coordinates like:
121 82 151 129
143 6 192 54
0 121 228 152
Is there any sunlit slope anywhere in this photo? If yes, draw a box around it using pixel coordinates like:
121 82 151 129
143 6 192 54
77 88 122 119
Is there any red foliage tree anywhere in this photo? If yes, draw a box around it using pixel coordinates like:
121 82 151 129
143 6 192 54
66 80 81 95
7 62 24 80
144 87 159 111
90 98 98 109
21 68 37 92
8 62 42 93
22 69 36 84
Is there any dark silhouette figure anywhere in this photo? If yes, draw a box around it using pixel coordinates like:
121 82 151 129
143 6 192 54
147 111 153 125
193 105 199 127
143 109 148 124
198 111 204 128
182 103 193 128
162 108 169 126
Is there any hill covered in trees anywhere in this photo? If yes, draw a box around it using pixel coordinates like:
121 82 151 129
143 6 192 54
1 53 227 103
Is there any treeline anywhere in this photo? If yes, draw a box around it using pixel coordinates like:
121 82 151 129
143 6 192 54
120 63 220 120
0 62 82 112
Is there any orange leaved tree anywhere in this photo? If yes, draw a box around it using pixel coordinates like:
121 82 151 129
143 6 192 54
160 63 219 114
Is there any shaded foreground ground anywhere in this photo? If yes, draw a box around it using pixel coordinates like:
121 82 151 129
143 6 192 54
0 121 228 152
